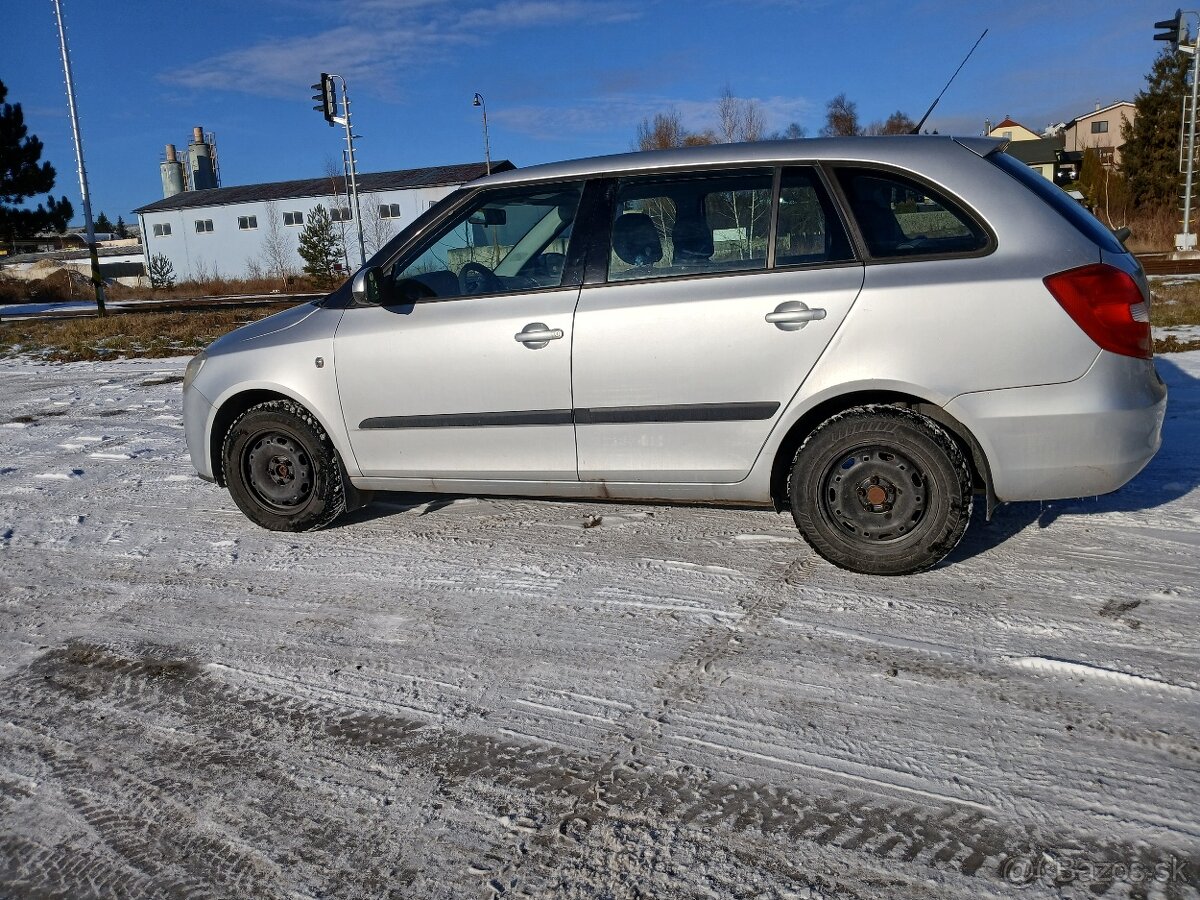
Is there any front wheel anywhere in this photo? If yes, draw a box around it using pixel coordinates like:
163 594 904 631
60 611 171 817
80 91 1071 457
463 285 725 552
788 406 973 576
222 399 349 531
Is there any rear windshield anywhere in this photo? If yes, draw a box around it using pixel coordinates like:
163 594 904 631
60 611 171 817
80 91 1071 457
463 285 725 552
988 151 1124 255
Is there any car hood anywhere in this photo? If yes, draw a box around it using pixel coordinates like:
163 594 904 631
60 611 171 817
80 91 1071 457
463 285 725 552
208 302 324 354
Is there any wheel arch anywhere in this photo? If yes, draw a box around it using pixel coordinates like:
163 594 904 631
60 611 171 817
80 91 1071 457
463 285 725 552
768 391 995 515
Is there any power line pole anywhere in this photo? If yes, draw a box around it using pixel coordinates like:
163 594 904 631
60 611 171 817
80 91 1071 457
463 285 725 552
51 0 106 316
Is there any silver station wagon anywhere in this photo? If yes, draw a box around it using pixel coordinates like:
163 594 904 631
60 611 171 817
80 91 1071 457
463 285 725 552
183 136 1167 575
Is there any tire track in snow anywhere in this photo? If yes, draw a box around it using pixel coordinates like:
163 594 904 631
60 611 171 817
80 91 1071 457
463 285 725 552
7 640 1200 898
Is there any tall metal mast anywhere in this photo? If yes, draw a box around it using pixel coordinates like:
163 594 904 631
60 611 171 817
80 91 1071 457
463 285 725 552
51 0 106 315
331 75 366 267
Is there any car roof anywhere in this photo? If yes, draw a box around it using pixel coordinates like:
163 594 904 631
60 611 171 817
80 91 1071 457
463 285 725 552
474 136 1005 187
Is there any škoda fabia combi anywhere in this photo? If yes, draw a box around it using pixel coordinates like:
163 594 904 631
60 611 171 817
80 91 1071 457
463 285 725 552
183 136 1166 575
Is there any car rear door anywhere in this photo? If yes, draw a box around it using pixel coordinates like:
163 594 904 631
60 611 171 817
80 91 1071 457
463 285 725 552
571 166 865 483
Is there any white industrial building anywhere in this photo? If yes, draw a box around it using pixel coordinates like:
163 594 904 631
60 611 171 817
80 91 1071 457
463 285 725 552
133 161 510 282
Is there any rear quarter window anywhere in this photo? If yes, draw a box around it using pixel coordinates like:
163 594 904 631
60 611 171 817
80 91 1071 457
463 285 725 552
988 151 1125 255
834 167 990 259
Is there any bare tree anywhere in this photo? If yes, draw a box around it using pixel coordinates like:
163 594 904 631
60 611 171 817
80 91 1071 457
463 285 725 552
359 192 397 257
635 110 715 150
820 94 863 137
717 86 765 144
866 110 917 135
768 122 807 141
324 156 352 271
259 201 296 279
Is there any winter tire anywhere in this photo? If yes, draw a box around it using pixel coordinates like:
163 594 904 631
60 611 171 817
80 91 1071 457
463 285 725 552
788 405 973 576
222 399 349 531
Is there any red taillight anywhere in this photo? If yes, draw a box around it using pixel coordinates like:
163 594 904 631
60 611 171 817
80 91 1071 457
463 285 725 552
1043 264 1152 359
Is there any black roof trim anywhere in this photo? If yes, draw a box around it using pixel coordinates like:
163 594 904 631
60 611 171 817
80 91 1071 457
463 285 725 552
134 161 514 214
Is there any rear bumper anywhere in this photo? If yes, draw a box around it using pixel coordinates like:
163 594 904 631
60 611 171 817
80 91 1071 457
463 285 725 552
945 352 1166 502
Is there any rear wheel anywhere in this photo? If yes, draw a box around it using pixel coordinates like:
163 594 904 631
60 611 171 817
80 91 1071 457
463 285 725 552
222 399 349 531
788 406 972 575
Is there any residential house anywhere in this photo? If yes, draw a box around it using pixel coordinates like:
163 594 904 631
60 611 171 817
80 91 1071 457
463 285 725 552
1063 101 1136 167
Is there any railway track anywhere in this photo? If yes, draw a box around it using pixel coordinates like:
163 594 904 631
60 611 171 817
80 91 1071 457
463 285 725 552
0 292 322 321
1136 254 1200 275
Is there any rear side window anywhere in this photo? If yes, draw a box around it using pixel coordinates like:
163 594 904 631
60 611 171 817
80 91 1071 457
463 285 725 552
835 167 989 259
607 170 773 282
775 167 855 266
988 150 1125 255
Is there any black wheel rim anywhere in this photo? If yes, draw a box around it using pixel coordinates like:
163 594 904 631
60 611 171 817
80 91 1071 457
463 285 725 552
819 443 928 544
243 430 314 511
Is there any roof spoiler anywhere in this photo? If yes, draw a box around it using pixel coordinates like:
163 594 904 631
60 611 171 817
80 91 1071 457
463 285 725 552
954 136 1008 157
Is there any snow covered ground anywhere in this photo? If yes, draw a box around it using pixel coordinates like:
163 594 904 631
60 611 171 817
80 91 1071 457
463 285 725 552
1 353 1198 899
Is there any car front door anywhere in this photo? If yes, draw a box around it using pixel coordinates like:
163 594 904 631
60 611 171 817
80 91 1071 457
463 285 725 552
335 181 587 481
571 166 865 483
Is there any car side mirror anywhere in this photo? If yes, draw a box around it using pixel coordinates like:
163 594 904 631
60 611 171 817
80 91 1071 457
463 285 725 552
351 266 388 305
468 208 506 226
1113 226 1131 245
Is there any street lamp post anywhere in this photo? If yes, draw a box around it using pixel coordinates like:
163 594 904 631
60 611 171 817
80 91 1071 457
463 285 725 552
473 93 492 176
51 0 106 316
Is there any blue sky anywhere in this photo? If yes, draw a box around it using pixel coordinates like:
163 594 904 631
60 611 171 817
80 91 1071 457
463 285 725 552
6 0 1171 225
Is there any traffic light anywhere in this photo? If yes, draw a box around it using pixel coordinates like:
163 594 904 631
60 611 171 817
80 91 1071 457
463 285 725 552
1155 9 1184 47
312 73 337 126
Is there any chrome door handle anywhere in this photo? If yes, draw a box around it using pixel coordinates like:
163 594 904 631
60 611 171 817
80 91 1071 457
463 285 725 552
514 322 564 348
765 301 826 331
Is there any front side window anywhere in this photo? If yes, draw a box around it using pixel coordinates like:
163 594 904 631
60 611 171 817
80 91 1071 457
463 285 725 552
834 167 988 258
775 167 855 267
238 215 258 230
607 170 773 282
379 203 402 219
1091 120 1109 134
283 211 304 226
385 181 584 302
331 207 353 222
194 219 214 233
152 223 172 237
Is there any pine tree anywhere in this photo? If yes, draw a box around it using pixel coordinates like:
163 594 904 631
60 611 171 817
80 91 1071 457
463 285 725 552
297 205 341 287
147 252 175 289
1121 47 1190 210
94 211 114 233
0 79 74 243
114 216 128 239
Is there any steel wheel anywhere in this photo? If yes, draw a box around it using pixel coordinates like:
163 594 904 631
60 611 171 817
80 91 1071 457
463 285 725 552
789 406 973 575
221 399 349 532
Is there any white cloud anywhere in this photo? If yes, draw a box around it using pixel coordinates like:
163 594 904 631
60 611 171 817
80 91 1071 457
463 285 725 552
491 92 814 142
164 0 640 98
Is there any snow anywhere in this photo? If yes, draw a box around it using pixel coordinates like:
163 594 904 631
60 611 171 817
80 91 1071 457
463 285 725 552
1 353 1198 898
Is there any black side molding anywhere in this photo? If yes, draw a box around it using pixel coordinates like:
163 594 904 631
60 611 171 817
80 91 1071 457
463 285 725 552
359 402 780 430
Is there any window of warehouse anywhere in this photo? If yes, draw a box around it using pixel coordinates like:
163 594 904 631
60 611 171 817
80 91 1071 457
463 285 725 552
331 207 353 222
195 219 214 233
379 203 402 219
283 211 304 226
152 223 172 237
238 216 258 230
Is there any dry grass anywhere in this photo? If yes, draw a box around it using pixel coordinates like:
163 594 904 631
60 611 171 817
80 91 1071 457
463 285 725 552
1150 280 1200 326
0 304 294 362
1151 280 1200 352
1124 205 1180 254
0 270 339 306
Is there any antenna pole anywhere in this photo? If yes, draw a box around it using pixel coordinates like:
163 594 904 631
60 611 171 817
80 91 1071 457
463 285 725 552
911 29 988 135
